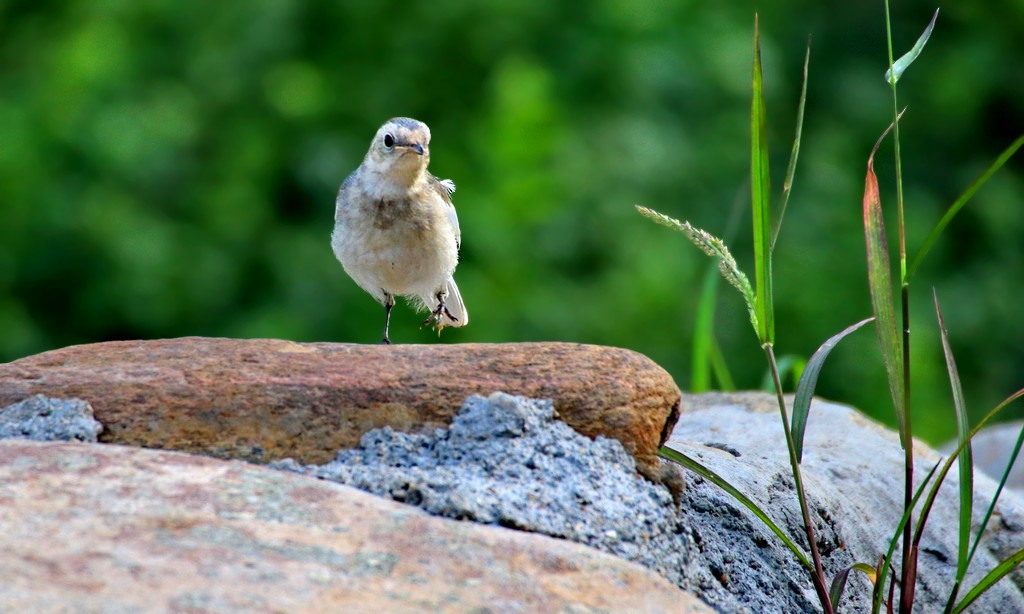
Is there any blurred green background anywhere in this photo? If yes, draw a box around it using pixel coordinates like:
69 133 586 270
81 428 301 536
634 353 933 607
2 0 1022 444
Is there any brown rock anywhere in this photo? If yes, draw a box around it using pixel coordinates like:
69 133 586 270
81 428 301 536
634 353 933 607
0 440 710 613
0 338 681 480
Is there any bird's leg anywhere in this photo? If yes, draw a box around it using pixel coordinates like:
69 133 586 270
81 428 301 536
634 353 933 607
381 292 395 344
422 290 458 329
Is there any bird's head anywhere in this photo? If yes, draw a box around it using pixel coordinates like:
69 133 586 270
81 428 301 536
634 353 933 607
364 117 431 184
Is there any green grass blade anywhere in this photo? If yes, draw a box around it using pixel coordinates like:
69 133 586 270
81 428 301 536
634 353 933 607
872 461 941 614
751 14 774 346
934 289 973 587
884 9 939 85
772 37 811 251
967 422 1024 580
659 444 811 571
872 555 886 612
949 420 1024 611
854 562 879 584
831 562 880 609
911 389 1024 574
691 265 720 392
951 548 1024 614
709 337 737 391
907 134 1024 279
863 141 907 446
829 567 851 609
792 317 873 463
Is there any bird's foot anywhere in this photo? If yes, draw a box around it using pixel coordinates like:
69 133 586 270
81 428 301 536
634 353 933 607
422 301 458 331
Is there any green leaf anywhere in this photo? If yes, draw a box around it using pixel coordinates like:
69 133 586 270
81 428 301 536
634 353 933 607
872 555 886 611
772 38 811 251
659 444 811 571
831 562 879 609
863 144 907 446
910 388 1024 596
709 337 736 391
907 134 1024 279
934 290 973 587
692 265 720 393
872 461 941 614
854 562 879 585
751 14 774 346
829 567 851 609
952 548 1024 613
792 317 873 463
958 422 1024 610
884 8 939 84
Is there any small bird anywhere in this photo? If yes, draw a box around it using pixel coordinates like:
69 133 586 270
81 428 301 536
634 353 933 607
331 117 468 344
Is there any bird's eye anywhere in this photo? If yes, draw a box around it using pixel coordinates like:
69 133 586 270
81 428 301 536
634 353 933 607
383 134 394 148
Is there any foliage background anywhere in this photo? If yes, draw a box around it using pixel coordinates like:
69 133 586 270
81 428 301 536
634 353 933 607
2 0 1022 444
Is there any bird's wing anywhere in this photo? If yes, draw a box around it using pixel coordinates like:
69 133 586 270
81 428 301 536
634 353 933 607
428 172 456 204
428 173 461 250
338 170 359 199
334 170 359 223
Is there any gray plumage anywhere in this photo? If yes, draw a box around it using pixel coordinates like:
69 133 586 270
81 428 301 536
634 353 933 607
332 117 467 344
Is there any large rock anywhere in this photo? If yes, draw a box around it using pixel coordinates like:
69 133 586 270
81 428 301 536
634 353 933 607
275 392 706 593
270 391 1024 612
671 392 1024 613
0 338 681 481
0 439 711 613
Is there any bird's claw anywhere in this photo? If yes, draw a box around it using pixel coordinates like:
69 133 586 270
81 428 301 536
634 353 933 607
422 302 458 331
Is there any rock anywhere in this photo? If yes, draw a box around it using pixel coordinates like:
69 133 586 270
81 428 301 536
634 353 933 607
11 340 1010 611
0 338 680 483
0 394 102 442
670 392 1024 613
274 392 705 594
301 390 1020 612
0 439 711 613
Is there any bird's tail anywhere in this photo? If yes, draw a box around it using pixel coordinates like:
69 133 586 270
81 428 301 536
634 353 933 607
427 277 468 329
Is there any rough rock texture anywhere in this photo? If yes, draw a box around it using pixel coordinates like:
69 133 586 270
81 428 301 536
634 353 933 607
5 344 1016 613
671 392 1024 613
0 337 680 482
281 391 1024 613
0 394 102 442
0 439 711 613
275 392 705 593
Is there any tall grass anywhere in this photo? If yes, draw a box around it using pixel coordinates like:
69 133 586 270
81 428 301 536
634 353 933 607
639 7 1024 612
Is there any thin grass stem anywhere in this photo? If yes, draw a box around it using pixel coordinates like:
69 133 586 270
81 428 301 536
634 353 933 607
900 284 915 613
883 2 916 611
765 344 833 613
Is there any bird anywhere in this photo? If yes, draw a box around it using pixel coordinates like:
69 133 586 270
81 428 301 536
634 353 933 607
331 117 467 344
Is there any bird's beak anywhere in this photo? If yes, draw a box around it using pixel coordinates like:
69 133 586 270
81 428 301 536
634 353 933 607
398 142 425 156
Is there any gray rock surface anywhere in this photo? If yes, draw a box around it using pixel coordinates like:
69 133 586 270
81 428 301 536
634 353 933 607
6 389 1022 612
279 391 1024 613
273 392 718 600
0 394 102 442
